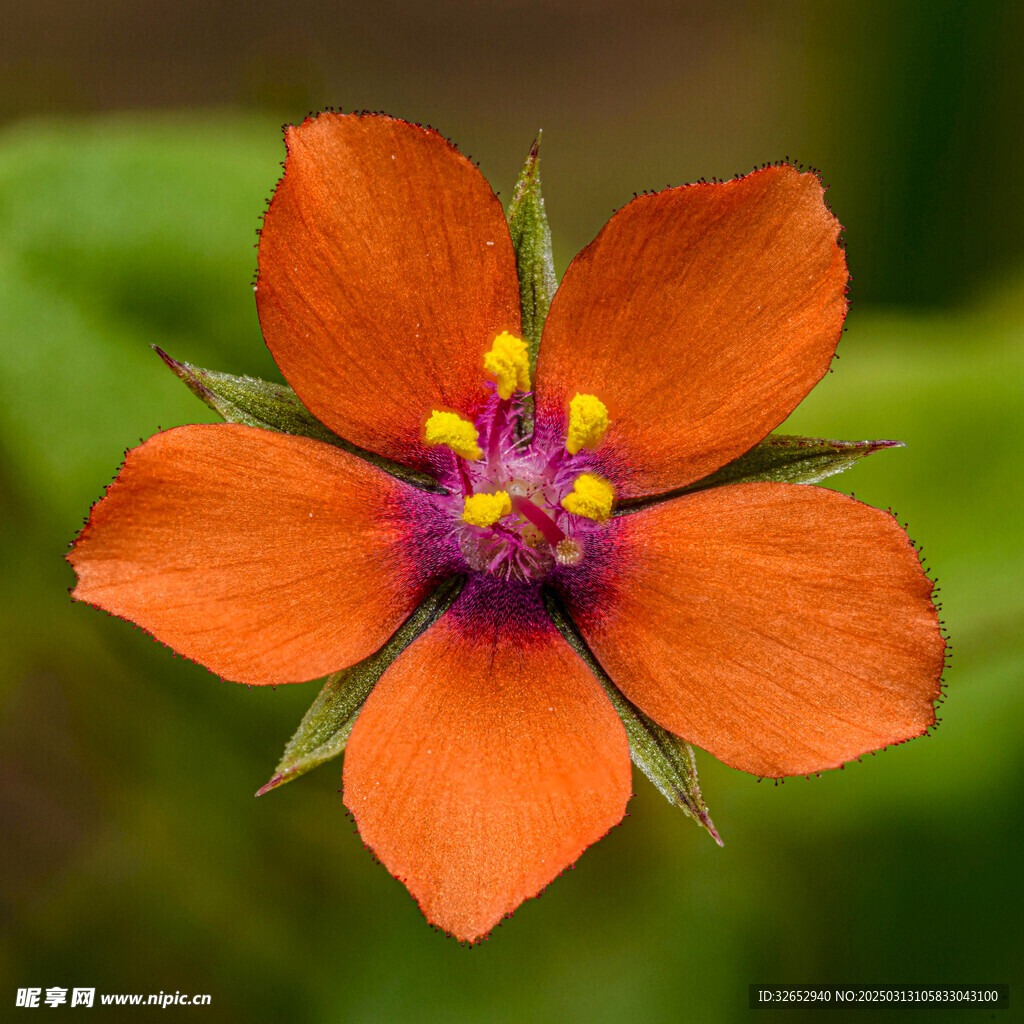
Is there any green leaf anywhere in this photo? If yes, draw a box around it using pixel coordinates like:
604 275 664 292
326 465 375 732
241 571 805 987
155 347 444 493
615 434 903 515
507 133 558 435
543 589 722 845
257 576 466 796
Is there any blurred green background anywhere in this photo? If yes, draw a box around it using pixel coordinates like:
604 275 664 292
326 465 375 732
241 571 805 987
1 2 1021 1021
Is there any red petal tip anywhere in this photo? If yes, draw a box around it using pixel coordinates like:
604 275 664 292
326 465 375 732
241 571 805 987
254 774 287 797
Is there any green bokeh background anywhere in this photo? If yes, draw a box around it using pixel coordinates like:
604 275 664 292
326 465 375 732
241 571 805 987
1 3 1021 1021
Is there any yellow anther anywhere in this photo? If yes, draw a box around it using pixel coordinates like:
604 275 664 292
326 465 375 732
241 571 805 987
566 393 609 455
561 473 615 521
424 410 482 461
462 491 512 527
483 332 531 400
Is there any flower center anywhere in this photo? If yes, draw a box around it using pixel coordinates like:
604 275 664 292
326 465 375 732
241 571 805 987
424 333 613 582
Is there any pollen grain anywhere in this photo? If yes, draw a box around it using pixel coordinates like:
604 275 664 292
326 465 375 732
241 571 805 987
566 393 609 455
483 332 531 400
424 410 482 461
463 491 513 527
561 473 615 521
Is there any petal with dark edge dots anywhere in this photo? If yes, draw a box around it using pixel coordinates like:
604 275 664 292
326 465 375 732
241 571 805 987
555 483 945 778
256 112 521 473
343 577 632 942
68 424 452 685
534 165 848 497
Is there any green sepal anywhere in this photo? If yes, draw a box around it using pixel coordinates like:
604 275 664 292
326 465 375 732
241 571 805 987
543 589 722 845
506 133 558 435
257 576 466 796
154 346 444 493
615 434 903 515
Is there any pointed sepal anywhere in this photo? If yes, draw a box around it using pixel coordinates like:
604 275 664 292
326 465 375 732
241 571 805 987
154 346 443 492
617 434 903 515
544 589 722 844
257 576 465 795
507 133 558 434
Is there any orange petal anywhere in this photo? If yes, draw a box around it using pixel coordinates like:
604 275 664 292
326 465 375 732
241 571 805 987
256 113 521 471
534 166 848 496
557 484 944 777
343 578 631 942
69 424 450 684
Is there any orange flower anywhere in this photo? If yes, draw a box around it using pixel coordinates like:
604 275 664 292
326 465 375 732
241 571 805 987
69 113 945 942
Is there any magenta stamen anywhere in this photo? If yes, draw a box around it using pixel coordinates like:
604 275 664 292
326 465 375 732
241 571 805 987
449 386 594 581
488 397 512 469
510 496 565 546
542 448 564 481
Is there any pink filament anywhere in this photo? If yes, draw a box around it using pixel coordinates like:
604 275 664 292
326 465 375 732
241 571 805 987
488 398 512 469
510 496 565 546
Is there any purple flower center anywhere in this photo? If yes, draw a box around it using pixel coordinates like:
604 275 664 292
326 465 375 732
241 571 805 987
433 394 603 582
